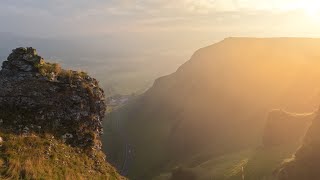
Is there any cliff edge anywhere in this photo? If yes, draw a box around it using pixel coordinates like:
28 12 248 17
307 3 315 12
0 47 124 179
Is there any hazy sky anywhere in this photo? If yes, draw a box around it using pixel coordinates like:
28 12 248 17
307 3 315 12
2 0 320 94
1 0 320 54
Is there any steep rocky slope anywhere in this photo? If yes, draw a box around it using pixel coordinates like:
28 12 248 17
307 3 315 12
104 38 320 179
0 47 124 179
263 109 314 147
277 108 320 180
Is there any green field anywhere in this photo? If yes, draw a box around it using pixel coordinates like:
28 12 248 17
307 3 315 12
152 144 298 180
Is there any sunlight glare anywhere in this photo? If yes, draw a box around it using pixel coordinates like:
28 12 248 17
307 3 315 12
301 0 320 20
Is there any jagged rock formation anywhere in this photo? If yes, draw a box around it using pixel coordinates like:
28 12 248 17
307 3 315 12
263 109 314 147
277 109 320 180
0 47 125 179
0 47 105 150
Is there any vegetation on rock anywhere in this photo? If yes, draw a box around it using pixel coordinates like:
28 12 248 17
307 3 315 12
0 47 105 151
0 47 124 179
0 128 124 180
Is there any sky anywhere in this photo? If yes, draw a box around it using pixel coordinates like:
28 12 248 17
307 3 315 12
2 0 320 59
2 0 320 94
1 0 320 35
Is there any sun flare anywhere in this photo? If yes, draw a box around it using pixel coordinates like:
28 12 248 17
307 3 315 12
301 1 320 19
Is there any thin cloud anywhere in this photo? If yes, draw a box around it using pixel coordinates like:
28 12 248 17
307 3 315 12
0 0 318 36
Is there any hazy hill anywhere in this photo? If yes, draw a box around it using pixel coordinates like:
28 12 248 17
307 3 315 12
104 38 320 179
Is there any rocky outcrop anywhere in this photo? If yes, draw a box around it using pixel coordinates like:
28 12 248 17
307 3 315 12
277 109 320 180
263 109 314 147
0 47 106 150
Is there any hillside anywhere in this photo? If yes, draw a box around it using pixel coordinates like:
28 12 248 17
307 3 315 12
262 109 314 147
0 47 124 179
103 38 320 179
277 108 320 180
0 129 123 179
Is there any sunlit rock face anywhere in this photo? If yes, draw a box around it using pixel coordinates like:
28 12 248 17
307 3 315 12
262 109 314 147
277 109 320 180
106 38 320 178
0 47 106 150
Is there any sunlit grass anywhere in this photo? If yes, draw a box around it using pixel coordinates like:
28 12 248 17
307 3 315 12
0 129 123 180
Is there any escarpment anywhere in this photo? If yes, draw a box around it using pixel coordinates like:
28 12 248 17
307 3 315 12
0 47 105 150
277 108 320 180
105 38 320 179
263 109 314 147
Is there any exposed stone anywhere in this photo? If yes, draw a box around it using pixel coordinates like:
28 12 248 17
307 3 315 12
62 133 74 143
3 47 43 73
0 47 106 150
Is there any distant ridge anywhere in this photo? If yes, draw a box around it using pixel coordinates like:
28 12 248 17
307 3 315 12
105 37 320 179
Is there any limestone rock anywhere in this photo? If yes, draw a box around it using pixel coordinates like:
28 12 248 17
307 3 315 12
3 47 43 72
0 47 106 150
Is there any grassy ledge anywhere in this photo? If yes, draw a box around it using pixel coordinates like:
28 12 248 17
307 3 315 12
0 129 124 180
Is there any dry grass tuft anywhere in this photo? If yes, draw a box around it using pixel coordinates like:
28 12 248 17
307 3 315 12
0 129 124 180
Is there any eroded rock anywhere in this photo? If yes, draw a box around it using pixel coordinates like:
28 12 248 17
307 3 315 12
0 47 106 150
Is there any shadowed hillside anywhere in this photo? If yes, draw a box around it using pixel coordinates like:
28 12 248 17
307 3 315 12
277 108 320 180
103 38 320 179
263 109 314 147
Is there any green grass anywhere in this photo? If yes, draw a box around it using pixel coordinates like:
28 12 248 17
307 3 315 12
151 144 299 180
172 149 252 180
243 144 299 180
0 129 124 180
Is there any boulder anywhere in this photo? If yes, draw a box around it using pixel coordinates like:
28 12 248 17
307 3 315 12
4 47 43 72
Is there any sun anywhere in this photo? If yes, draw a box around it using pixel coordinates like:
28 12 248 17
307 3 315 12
304 5 319 17
301 1 320 19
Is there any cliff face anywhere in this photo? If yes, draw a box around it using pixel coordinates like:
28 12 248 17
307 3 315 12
0 47 124 179
277 109 320 180
0 47 105 150
105 38 320 178
263 109 314 147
